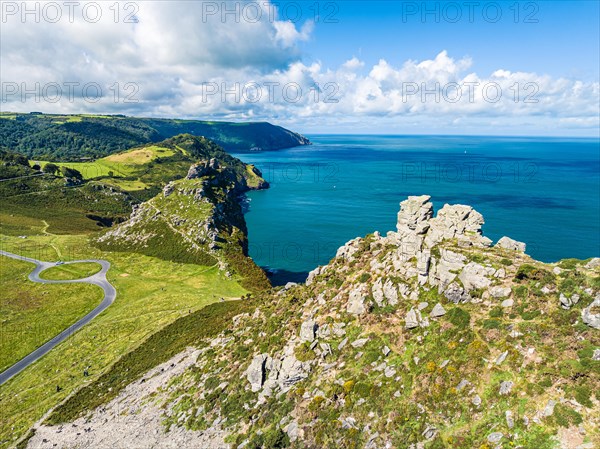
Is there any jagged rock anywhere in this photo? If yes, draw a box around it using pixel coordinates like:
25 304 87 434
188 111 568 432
424 204 485 248
495 236 526 253
347 285 368 315
299 320 317 342
336 238 361 261
560 293 580 309
430 303 446 317
163 182 175 197
305 266 323 286
499 381 513 395
396 195 433 234
382 346 391 357
582 296 600 329
459 262 491 291
585 258 600 269
405 308 421 329
592 349 600 361
246 354 268 392
444 282 469 303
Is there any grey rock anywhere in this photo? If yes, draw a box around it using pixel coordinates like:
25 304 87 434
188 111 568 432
347 285 368 315
495 236 526 253
592 349 600 361
285 420 299 442
472 395 482 406
585 258 600 269
405 308 421 329
422 426 437 440
543 400 557 417
495 350 509 365
384 366 397 378
338 338 349 351
430 303 446 317
418 301 429 310
489 286 511 299
351 338 369 348
382 346 391 357
487 432 503 443
506 410 514 429
246 354 268 392
501 298 514 308
499 381 513 395
444 282 468 304
299 319 318 342
582 296 600 329
459 262 491 291
456 379 470 391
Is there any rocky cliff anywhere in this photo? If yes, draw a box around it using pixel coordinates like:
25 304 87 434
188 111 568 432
95 151 270 291
31 196 599 449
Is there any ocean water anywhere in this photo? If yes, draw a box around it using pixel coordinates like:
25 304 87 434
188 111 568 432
232 135 600 284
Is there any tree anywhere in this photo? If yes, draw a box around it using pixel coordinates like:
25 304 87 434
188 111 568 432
31 163 41 171
44 163 59 175
60 166 83 181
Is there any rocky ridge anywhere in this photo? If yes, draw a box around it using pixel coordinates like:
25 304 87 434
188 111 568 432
31 196 600 449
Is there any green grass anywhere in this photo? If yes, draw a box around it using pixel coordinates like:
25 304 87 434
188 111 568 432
0 257 102 372
37 145 176 181
38 262 102 280
0 232 248 448
47 299 252 424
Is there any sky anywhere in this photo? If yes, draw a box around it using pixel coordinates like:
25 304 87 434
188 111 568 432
1 0 599 136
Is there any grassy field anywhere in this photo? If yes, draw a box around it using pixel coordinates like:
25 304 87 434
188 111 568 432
0 231 248 449
37 145 176 181
0 257 102 372
38 262 103 280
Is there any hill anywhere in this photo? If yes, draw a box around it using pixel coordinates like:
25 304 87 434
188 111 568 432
29 195 600 449
0 134 270 234
0 113 310 161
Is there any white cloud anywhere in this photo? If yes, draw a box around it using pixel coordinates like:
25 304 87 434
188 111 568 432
1 2 598 136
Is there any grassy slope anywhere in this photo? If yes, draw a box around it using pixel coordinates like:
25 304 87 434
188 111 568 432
0 257 102 372
38 262 102 280
0 231 247 449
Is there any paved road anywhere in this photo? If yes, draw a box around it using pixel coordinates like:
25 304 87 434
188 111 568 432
0 250 116 385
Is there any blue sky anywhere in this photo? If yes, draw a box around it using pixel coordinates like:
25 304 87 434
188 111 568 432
1 1 599 136
293 0 600 81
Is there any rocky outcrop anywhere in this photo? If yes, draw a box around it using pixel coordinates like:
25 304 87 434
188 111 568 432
582 294 600 329
496 236 527 253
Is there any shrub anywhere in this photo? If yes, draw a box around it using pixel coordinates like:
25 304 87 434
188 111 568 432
357 273 371 283
446 307 471 328
515 264 554 283
500 258 513 266
483 319 501 329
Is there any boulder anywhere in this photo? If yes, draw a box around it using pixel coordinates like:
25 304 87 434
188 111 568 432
430 303 446 317
246 354 268 392
582 296 600 329
444 282 469 304
299 320 318 342
405 308 424 329
347 285 368 315
459 262 491 291
495 236 526 253
499 381 513 395
489 286 511 299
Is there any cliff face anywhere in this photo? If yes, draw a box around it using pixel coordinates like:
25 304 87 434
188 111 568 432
34 196 599 449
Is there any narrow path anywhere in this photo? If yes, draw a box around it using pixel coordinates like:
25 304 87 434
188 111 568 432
0 250 116 386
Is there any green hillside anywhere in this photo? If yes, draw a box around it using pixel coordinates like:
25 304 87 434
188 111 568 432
0 112 310 161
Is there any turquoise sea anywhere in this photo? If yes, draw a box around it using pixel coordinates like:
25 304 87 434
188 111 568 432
233 135 600 284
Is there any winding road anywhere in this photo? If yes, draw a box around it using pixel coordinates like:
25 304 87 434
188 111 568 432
0 250 116 385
